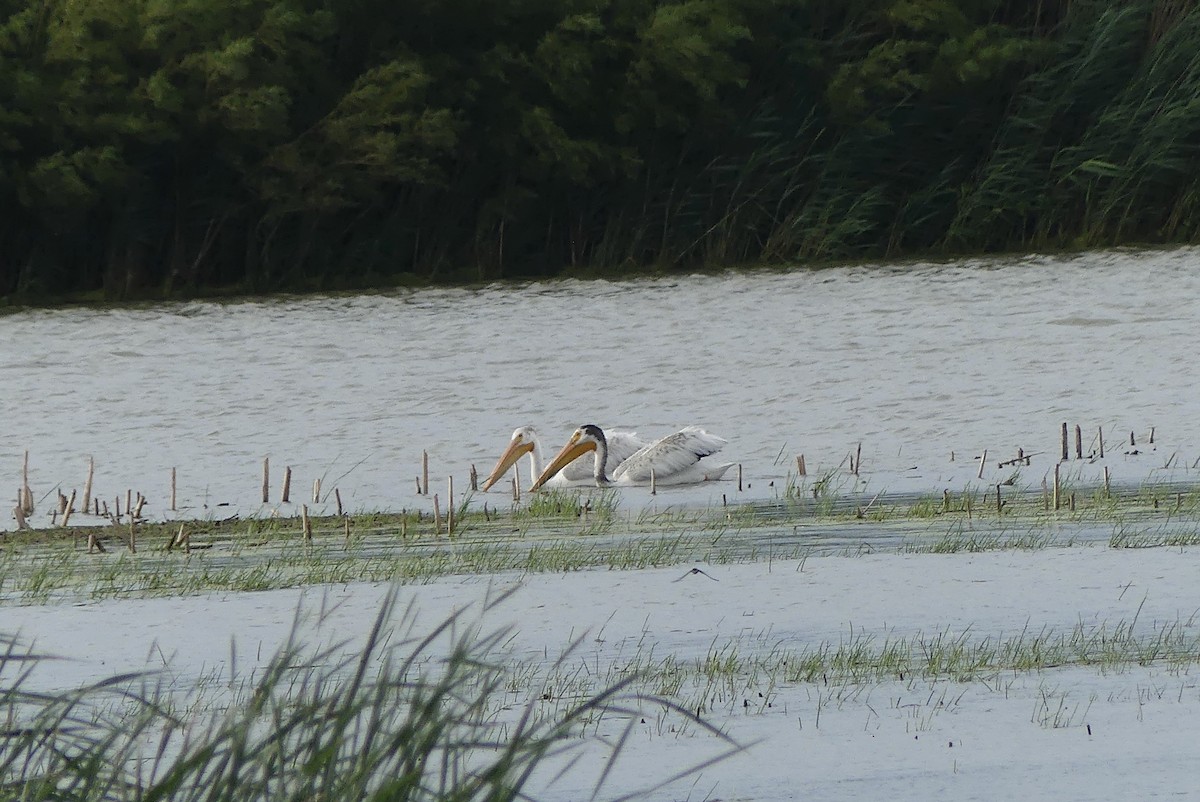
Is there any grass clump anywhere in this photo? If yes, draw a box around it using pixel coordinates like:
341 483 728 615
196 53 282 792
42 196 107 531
907 528 1060 554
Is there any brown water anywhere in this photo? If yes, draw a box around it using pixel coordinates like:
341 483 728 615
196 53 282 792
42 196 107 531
4 247 1200 525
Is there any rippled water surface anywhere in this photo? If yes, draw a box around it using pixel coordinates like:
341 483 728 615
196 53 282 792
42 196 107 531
4 247 1200 523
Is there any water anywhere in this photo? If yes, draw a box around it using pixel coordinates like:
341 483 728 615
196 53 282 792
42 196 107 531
4 247 1200 526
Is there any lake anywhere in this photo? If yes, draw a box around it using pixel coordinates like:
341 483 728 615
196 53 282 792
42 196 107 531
4 247 1200 525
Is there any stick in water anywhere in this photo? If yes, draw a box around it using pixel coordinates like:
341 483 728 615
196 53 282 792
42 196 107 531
61 490 77 528
13 500 30 531
82 456 94 514
22 451 32 514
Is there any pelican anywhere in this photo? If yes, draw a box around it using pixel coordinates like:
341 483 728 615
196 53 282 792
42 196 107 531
481 425 647 490
530 424 733 490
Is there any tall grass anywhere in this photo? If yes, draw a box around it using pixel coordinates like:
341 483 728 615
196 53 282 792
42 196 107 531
0 590 737 801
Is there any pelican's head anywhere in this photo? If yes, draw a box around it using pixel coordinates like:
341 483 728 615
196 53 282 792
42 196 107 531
531 424 607 491
481 426 538 491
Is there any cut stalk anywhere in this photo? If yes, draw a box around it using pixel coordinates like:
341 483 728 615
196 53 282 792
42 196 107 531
82 456 94 514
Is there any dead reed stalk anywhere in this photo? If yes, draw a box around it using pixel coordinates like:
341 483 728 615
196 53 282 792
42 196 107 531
82 457 94 514
13 499 31 531
1053 463 1061 511
61 490 77 527
22 450 33 515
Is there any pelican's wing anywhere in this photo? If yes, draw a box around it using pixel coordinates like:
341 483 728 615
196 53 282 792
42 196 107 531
612 426 726 483
606 430 647 466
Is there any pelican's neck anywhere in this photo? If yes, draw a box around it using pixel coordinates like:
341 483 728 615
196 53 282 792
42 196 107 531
593 438 611 486
527 438 546 486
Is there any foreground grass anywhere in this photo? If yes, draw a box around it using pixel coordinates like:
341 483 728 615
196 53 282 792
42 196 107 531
0 590 736 801
8 592 1187 801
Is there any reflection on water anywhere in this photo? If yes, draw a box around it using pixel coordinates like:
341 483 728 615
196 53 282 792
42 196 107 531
3 247 1200 524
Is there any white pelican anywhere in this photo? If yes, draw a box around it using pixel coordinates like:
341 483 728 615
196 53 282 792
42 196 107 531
530 424 733 490
481 425 647 490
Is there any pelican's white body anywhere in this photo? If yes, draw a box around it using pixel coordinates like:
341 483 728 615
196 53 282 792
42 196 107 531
534 424 733 488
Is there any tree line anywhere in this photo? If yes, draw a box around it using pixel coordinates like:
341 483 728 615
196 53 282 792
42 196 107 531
2 0 1198 303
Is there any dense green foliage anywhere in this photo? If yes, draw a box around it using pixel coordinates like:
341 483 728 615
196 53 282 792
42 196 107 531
2 0 1199 301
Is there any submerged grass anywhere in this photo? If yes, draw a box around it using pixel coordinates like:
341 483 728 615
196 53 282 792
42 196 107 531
0 590 739 801
694 616 1200 691
502 614 1200 731
2 476 1199 602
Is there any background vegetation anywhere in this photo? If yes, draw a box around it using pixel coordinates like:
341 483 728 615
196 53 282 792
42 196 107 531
2 0 1199 302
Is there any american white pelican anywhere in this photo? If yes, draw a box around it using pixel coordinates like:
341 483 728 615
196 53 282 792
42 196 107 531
481 425 647 490
530 424 733 490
